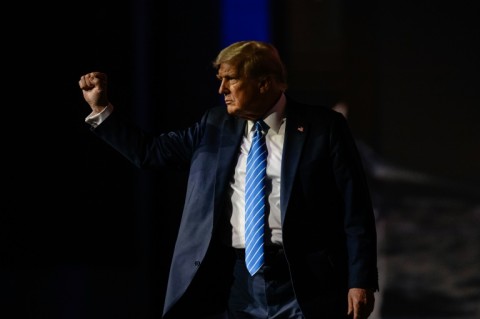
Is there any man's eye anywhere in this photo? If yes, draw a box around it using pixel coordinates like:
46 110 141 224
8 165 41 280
217 76 238 84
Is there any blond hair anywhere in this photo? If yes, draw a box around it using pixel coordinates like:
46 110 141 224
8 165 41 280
213 41 288 87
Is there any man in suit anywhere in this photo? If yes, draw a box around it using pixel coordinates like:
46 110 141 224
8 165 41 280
78 41 378 319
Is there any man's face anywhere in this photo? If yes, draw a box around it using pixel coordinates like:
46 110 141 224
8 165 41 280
216 63 266 121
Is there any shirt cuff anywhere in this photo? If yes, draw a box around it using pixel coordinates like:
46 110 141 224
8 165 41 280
85 104 113 128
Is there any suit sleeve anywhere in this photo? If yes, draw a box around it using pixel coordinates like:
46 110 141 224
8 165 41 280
329 113 379 291
90 108 208 171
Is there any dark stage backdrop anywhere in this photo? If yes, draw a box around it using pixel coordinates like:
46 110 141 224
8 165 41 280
3 0 221 318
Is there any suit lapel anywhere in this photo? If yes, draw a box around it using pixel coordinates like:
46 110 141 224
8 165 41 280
281 106 308 224
211 107 308 225
214 116 246 208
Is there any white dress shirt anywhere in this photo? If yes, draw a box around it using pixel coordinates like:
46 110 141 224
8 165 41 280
230 93 286 248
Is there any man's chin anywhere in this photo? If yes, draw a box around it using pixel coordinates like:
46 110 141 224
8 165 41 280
226 106 254 120
226 105 239 115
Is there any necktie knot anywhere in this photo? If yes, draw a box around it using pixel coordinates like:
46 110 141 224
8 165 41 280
253 120 268 136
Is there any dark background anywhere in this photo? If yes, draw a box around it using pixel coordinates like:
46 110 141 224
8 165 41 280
2 1 479 318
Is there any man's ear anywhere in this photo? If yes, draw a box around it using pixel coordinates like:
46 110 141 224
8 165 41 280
258 76 271 93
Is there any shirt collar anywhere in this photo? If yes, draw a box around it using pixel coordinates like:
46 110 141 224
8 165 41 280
247 93 286 134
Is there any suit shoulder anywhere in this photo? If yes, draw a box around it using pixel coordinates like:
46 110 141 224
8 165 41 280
199 105 231 123
204 105 229 117
286 96 343 123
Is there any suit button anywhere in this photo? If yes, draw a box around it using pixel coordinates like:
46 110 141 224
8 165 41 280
194 261 201 267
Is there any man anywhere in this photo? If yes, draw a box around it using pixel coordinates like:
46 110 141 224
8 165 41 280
78 40 378 319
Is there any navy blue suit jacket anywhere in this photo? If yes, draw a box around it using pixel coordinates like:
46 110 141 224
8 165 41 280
91 96 378 318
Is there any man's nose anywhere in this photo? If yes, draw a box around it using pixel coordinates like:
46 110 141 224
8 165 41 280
218 80 228 94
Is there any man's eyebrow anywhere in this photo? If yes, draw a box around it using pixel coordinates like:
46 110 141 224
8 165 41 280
217 74 237 79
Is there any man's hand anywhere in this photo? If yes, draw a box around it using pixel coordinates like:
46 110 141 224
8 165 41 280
78 72 110 114
347 288 375 319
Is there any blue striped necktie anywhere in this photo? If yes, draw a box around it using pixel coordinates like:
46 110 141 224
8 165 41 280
245 120 268 275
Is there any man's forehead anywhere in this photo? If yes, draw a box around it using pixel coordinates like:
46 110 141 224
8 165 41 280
217 63 238 75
